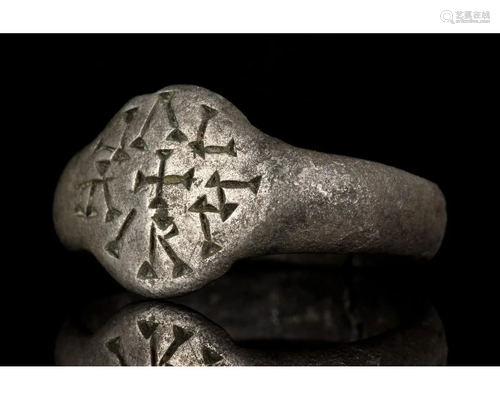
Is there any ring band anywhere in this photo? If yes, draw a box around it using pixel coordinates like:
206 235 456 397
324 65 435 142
55 266 447 366
53 85 447 298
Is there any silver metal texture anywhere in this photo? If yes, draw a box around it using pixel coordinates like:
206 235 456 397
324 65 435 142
55 267 447 366
53 85 447 298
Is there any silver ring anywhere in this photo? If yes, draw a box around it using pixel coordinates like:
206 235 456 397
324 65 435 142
53 85 447 298
55 267 447 366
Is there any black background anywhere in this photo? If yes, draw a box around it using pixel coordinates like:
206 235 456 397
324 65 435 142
1 34 498 365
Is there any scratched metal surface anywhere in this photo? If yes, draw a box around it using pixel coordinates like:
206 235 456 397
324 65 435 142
53 85 447 298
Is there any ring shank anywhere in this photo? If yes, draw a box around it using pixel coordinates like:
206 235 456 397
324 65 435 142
251 145 446 260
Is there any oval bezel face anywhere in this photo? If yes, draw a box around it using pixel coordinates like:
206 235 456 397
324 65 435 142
53 85 271 298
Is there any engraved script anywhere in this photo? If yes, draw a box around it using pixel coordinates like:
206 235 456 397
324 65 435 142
105 318 225 366
73 90 262 281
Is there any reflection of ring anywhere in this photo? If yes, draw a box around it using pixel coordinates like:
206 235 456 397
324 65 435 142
55 266 447 365
53 85 447 298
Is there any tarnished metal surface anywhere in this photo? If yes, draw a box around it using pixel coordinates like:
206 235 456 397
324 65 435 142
53 85 447 298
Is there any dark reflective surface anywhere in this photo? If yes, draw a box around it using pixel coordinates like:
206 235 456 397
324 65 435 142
56 258 447 365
